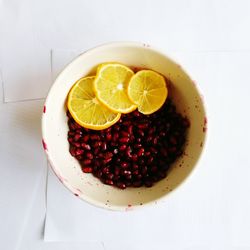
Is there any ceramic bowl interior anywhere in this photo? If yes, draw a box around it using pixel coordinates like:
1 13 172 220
42 42 207 211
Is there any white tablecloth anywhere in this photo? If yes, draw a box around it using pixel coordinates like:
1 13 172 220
1 0 250 249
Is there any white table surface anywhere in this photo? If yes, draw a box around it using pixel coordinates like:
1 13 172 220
1 1 250 249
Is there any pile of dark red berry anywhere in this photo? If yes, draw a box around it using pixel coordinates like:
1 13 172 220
67 99 190 189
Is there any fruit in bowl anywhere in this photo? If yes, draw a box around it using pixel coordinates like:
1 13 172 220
67 63 189 189
42 42 207 210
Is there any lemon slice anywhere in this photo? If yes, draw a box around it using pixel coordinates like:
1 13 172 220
94 63 137 113
67 76 121 130
127 70 168 115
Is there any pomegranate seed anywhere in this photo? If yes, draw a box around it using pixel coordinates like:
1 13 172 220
114 167 120 175
113 175 119 181
141 166 148 175
125 174 132 180
138 123 148 129
69 147 76 156
113 148 119 154
152 175 159 182
130 135 135 142
150 147 158 154
86 152 93 159
90 134 100 140
136 174 142 180
145 179 153 187
68 137 73 143
98 152 103 158
138 158 145 165
160 131 166 137
119 145 127 151
113 132 119 142
102 167 109 174
137 130 144 137
83 159 91 165
101 142 107 151
132 164 139 169
170 136 177 145
133 180 142 187
81 143 91 150
73 142 81 148
76 155 83 160
116 158 121 164
144 151 151 157
119 137 129 143
114 124 120 131
151 165 158 173
69 122 77 130
137 148 145 157
132 154 138 162
128 125 133 134
106 127 112 133
125 147 132 158
133 110 140 117
94 160 101 168
133 170 139 175
117 182 126 189
121 131 130 137
82 135 89 142
123 121 131 126
136 138 142 143
75 123 82 129
148 127 156 135
94 148 100 155
96 170 102 178
103 158 112 164
147 156 154 164
146 136 153 143
123 170 131 175
74 134 81 141
106 133 112 141
121 162 129 168
153 137 158 145
76 129 82 134
124 181 132 187
160 148 168 156
169 147 177 153
75 149 84 156
93 141 102 148
104 152 113 159
105 179 114 185
134 144 142 149
158 171 167 180
82 167 92 173
107 173 114 180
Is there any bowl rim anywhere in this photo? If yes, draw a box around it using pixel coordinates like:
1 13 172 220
41 41 208 211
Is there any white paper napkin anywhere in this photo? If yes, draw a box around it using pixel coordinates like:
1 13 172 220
0 99 47 250
44 50 250 248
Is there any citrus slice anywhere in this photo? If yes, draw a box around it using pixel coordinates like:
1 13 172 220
94 63 137 113
67 76 121 130
127 70 168 115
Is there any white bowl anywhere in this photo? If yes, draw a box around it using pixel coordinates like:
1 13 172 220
42 42 207 211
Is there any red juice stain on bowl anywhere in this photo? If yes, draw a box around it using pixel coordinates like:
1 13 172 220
42 139 47 151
